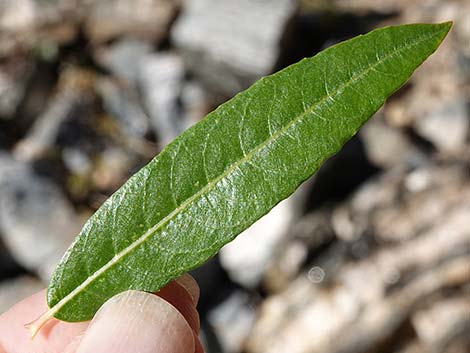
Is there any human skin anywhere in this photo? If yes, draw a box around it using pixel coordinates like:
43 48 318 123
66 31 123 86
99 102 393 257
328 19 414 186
0 274 204 353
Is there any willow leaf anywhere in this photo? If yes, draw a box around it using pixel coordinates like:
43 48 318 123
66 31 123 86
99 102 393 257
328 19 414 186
29 22 451 334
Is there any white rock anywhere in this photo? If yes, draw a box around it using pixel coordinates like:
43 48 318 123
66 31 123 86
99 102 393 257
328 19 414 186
0 153 81 281
95 39 153 84
138 52 186 145
96 77 151 137
412 297 470 347
0 276 44 314
360 118 417 168
415 98 469 153
246 191 470 353
207 290 256 353
172 0 297 95
219 196 296 288
0 0 37 32
84 0 179 44
180 79 210 125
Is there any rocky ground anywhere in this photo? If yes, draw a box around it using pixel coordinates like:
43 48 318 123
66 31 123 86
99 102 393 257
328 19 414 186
0 1 469 352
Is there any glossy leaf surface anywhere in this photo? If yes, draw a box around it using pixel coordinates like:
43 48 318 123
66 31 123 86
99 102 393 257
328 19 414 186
43 22 451 324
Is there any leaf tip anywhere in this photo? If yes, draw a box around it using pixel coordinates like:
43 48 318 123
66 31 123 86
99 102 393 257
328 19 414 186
427 21 453 48
440 20 453 33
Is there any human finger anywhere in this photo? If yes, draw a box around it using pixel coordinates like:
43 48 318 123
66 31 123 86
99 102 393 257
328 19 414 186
76 290 195 353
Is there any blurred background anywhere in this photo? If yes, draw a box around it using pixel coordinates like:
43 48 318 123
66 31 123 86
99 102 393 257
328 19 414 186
0 0 469 352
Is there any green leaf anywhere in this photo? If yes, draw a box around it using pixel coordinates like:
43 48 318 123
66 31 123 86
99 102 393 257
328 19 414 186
30 22 451 332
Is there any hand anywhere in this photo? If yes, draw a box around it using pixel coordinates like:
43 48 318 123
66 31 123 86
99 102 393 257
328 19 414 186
0 274 203 353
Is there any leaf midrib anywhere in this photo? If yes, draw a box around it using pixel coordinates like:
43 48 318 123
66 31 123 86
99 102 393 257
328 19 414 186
49 30 438 316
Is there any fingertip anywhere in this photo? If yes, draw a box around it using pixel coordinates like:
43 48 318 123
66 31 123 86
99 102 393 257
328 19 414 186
157 280 200 332
175 274 200 305
77 290 195 353
193 330 205 353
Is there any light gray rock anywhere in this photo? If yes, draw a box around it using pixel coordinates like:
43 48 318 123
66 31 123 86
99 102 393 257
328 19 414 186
95 39 153 84
0 54 33 119
246 200 470 353
0 0 37 33
360 117 421 168
263 209 335 293
415 98 469 154
14 66 95 161
0 0 78 56
246 163 470 353
13 90 74 160
180 79 210 125
329 163 469 244
0 73 21 119
171 0 297 96
207 290 256 353
96 77 151 138
138 52 185 146
91 147 134 191
0 152 81 281
84 0 179 44
219 197 296 288
219 182 310 288
0 276 44 314
412 297 470 351
62 147 92 176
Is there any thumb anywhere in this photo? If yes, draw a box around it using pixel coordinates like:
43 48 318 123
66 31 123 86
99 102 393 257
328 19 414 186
75 290 195 353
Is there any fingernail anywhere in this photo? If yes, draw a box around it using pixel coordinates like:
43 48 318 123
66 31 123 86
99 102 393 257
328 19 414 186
77 290 194 353
175 274 200 305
